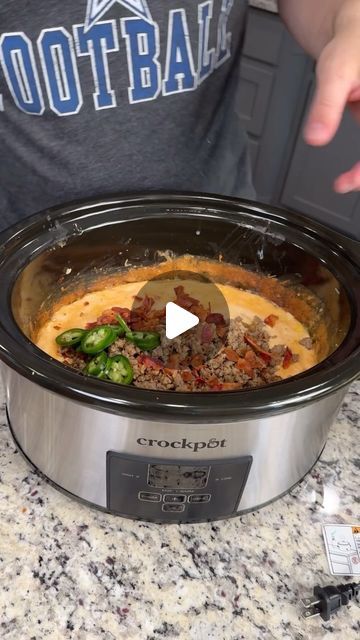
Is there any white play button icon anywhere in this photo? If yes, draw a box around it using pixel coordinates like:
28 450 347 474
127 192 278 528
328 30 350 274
165 302 199 340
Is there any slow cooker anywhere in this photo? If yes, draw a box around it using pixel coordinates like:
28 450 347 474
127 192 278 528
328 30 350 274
0 193 359 523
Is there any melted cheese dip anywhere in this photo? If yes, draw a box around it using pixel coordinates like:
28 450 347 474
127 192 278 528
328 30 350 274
35 279 318 379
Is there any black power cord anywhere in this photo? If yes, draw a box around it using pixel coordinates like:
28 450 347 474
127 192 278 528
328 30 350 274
302 582 360 621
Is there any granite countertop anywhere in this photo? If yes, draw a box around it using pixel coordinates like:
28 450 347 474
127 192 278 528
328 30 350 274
249 0 278 13
0 381 359 640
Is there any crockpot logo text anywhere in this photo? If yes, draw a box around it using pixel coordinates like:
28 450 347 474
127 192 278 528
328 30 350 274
137 437 227 452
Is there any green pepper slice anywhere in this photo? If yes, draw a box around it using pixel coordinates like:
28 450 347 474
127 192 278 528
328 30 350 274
126 331 161 351
81 325 117 354
106 324 123 336
105 355 133 385
97 370 108 380
84 351 108 377
56 328 87 347
115 314 160 351
116 314 131 334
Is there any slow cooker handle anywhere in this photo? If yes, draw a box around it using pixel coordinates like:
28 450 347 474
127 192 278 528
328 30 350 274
340 235 360 262
300 216 360 264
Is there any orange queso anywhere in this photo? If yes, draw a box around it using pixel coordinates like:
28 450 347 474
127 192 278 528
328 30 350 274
35 279 318 379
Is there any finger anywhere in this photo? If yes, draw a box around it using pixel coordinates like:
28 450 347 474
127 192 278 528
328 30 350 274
349 86 360 102
334 161 360 193
304 44 355 146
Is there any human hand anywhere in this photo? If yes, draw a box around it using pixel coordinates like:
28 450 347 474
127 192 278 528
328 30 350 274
303 23 360 193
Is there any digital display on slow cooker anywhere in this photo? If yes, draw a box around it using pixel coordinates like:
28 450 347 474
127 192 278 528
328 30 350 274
147 464 210 489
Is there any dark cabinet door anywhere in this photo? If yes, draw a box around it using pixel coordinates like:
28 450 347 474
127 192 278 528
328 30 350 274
238 9 311 201
281 85 360 240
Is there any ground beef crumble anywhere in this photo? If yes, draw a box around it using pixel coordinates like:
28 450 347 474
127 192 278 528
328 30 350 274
59 287 301 392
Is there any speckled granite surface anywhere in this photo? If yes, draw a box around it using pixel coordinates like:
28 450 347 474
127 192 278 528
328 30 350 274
0 381 359 639
249 0 278 13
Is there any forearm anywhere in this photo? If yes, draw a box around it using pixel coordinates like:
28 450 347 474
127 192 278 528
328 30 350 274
278 0 360 59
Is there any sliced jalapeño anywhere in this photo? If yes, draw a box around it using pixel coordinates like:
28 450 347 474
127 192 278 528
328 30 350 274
56 328 87 347
84 351 108 377
105 355 133 385
81 325 117 354
126 331 161 351
116 314 131 334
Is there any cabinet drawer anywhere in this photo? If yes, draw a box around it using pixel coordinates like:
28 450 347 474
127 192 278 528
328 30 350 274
237 60 274 136
281 105 360 240
243 9 284 64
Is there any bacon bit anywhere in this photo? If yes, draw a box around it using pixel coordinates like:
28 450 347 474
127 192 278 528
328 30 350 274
206 313 225 326
130 304 165 330
137 295 154 312
244 349 257 364
201 323 215 344
195 376 206 386
86 306 131 329
86 316 111 328
207 378 223 391
224 348 240 362
244 349 266 371
264 314 279 328
137 355 162 369
166 354 181 368
191 354 204 368
216 325 228 338
236 358 253 377
191 304 208 322
112 307 131 321
282 347 294 369
131 321 151 331
244 334 272 364
221 382 242 390
180 371 193 383
174 285 199 309
86 316 113 328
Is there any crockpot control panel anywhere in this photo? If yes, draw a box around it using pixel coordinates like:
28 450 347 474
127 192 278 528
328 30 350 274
107 453 252 522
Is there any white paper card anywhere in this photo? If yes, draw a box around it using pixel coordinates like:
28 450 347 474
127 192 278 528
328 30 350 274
322 524 360 575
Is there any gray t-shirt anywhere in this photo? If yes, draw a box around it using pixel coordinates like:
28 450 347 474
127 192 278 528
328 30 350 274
0 0 253 230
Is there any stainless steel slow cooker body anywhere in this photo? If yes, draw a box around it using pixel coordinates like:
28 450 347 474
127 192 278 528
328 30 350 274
0 193 359 523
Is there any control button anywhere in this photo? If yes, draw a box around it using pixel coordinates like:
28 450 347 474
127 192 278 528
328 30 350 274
188 494 211 504
162 503 186 513
138 491 161 503
163 494 186 504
